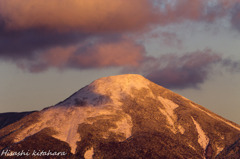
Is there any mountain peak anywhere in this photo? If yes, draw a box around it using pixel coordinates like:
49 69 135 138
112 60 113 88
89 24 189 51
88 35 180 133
1 74 240 158
56 74 153 107
94 74 146 81
89 74 150 91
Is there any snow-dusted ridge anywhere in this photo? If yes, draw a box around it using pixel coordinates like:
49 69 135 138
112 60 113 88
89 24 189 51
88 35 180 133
189 103 240 131
14 74 151 154
56 74 151 107
4 74 239 158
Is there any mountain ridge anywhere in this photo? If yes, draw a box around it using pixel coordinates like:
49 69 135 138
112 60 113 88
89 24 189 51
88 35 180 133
0 111 36 130
0 74 239 158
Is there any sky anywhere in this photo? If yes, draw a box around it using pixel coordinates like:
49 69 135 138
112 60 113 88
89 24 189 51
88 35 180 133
0 0 240 124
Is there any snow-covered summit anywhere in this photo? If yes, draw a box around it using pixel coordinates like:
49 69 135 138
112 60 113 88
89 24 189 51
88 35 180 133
56 74 151 107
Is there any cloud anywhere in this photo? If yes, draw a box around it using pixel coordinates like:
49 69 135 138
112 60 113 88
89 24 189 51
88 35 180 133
160 32 183 48
0 0 237 33
124 49 240 89
0 0 158 32
230 2 240 31
0 0 239 62
18 38 146 72
0 0 240 85
0 0 158 64
0 29 88 60
69 40 145 68
144 50 221 89
155 0 227 24
222 58 240 73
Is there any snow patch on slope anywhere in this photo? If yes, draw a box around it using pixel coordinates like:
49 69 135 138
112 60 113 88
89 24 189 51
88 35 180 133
189 103 240 131
109 114 133 139
84 147 94 159
158 96 178 126
14 107 86 154
14 105 132 154
216 145 224 155
158 96 179 116
191 117 209 150
158 96 185 133
178 125 185 134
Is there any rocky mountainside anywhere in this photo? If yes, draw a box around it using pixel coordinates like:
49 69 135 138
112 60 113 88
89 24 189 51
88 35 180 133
0 74 240 159
0 111 35 129
216 138 240 159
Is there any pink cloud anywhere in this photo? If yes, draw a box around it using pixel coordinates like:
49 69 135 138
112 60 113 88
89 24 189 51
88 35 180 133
71 40 145 68
18 39 146 72
0 0 158 32
43 46 76 67
1 0 235 33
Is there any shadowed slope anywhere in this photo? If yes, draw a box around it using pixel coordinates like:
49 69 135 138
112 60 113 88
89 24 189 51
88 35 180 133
0 111 36 129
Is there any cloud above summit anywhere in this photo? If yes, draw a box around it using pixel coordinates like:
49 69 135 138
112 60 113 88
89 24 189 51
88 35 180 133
19 38 146 72
123 49 240 89
1 0 240 89
142 50 223 89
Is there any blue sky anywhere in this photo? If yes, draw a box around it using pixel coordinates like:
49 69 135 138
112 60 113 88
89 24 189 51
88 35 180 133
0 0 240 124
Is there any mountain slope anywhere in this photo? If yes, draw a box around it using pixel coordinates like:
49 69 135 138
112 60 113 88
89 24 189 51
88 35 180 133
0 74 239 158
216 138 240 159
0 111 35 129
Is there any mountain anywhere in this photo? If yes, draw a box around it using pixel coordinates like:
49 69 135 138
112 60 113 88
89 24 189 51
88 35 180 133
216 138 240 159
0 111 35 129
0 74 240 159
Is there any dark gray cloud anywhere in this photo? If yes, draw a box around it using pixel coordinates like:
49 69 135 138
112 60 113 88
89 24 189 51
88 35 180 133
145 50 221 89
230 2 240 32
0 29 88 59
124 50 240 89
